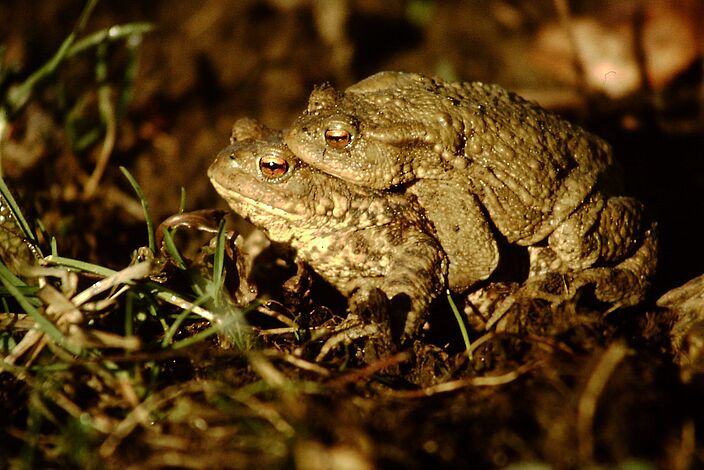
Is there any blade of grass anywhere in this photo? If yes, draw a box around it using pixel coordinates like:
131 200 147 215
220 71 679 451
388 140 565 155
170 320 225 350
83 42 117 197
124 291 135 337
170 325 221 350
4 0 99 115
0 176 41 248
447 289 472 362
161 294 209 348
178 187 187 213
120 166 156 254
116 29 145 120
45 255 117 278
65 94 99 152
133 279 217 324
2 20 153 172
160 229 186 270
70 261 151 308
67 23 154 60
0 284 38 298
211 219 227 303
154 290 215 322
0 284 41 302
0 0 103 174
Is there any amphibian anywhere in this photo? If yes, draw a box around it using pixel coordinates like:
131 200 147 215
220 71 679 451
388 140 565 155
285 71 657 306
208 118 448 338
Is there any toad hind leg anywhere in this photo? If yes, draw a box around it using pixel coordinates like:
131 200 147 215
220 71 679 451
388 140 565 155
540 195 657 307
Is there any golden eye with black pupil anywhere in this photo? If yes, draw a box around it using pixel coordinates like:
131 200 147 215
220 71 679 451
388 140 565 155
324 128 351 149
258 155 289 178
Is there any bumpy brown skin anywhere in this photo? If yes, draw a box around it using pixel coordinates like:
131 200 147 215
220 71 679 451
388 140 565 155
208 119 448 338
285 71 657 307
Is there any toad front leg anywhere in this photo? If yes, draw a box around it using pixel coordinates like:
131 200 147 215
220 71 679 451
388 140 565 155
315 229 447 361
408 178 499 292
344 229 449 343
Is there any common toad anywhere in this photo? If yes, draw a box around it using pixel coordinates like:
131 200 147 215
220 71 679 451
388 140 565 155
285 71 657 307
208 118 448 338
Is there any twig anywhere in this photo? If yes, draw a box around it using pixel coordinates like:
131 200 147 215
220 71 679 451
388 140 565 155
254 326 299 336
577 342 630 463
385 361 536 398
255 304 297 328
262 349 331 377
468 331 495 357
328 351 412 388
71 260 152 307
157 291 215 322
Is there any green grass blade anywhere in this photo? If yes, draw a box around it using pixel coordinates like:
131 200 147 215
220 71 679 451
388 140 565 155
4 0 100 114
170 321 223 350
178 187 187 214
161 294 209 348
67 22 154 60
116 27 148 120
211 219 227 303
0 176 40 248
120 166 156 254
447 289 472 362
44 255 117 278
161 229 186 270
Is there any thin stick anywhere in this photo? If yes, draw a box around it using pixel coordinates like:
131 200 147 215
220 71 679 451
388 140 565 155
386 361 535 398
577 342 630 463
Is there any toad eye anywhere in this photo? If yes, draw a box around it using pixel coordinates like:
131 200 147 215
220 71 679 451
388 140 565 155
258 155 289 179
324 128 351 149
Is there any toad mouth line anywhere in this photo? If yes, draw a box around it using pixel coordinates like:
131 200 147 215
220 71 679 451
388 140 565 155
210 179 305 221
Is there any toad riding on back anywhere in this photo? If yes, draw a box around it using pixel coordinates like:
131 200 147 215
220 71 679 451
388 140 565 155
285 71 657 306
209 72 658 343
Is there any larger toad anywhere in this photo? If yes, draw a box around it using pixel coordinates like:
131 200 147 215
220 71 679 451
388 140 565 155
285 71 657 307
208 118 448 338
